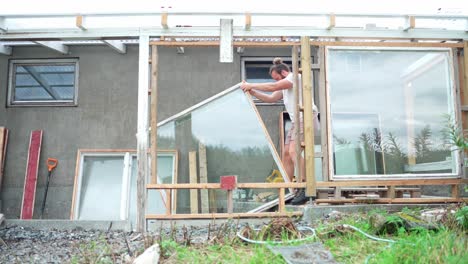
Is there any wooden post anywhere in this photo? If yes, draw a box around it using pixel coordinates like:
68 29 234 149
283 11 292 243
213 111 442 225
189 151 199 214
166 189 172 215
199 143 209 213
227 190 233 214
301 36 316 198
451 185 460 199
150 46 159 185
136 35 150 233
387 186 396 199
292 46 301 182
278 188 285 213
318 46 329 181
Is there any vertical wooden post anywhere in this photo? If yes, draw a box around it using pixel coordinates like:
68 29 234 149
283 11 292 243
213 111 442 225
136 34 150 233
301 37 316 198
292 46 301 182
199 143 209 214
278 188 285 213
189 151 199 214
318 46 329 181
166 189 172 215
387 186 396 199
150 46 159 185
451 185 460 199
227 190 233 214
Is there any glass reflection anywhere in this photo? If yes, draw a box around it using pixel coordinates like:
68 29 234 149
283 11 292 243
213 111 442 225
328 49 456 177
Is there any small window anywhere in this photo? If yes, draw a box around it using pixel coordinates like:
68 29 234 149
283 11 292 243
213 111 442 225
241 57 292 105
7 58 79 106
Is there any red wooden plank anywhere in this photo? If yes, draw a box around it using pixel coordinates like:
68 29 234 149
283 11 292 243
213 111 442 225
20 130 43 219
0 127 7 190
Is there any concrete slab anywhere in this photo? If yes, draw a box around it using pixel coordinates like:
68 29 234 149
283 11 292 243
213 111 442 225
302 203 451 223
2 220 131 231
268 242 338 264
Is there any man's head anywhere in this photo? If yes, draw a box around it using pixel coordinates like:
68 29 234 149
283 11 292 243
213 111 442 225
269 57 290 81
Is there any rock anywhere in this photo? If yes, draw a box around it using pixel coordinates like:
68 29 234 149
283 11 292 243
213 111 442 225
133 244 160 264
0 213 4 225
369 214 386 231
420 209 455 223
326 210 346 221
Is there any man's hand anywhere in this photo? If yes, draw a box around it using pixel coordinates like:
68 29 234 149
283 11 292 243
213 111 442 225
240 81 252 92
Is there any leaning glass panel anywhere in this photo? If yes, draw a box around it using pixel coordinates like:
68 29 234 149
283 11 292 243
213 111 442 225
77 156 124 220
157 86 288 213
327 48 457 178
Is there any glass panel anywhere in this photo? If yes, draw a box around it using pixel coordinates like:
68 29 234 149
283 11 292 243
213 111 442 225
13 63 76 102
129 154 177 227
78 156 124 220
327 49 456 177
157 87 287 213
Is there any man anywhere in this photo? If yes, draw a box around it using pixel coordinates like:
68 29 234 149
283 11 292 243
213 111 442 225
241 58 319 205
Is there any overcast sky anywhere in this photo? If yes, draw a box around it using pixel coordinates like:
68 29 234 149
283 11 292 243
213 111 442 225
0 0 466 15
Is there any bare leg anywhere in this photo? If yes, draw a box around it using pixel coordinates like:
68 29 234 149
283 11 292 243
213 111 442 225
282 144 295 182
288 140 305 182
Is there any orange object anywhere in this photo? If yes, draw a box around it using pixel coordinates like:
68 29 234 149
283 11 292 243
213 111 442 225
47 158 58 172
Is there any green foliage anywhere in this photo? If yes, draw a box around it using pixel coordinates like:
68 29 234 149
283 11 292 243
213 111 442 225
70 236 114 264
454 206 468 230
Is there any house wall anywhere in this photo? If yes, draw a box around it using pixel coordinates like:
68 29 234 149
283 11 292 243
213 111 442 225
0 45 294 218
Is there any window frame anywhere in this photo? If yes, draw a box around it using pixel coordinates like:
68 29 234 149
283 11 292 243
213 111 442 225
7 58 79 107
325 46 461 180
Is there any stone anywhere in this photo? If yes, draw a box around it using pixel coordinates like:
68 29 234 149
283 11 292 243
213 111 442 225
133 244 160 264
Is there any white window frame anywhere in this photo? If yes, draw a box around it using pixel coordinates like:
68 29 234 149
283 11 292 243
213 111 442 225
7 58 79 107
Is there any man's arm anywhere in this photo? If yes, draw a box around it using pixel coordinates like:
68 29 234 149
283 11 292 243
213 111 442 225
241 79 292 92
249 90 283 103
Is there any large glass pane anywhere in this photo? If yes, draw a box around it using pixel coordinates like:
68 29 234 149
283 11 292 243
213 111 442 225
157 86 287 213
327 48 456 178
77 156 124 220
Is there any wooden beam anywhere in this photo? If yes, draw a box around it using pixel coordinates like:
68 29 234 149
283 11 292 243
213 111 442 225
147 178 467 189
34 41 69 54
404 16 416 31
464 42 468 107
0 44 12 55
301 36 316 198
149 40 463 48
219 19 233 63
161 12 168 29
451 185 460 199
150 46 158 184
198 143 209 214
76 15 86 31
0 128 8 192
316 198 466 204
318 46 329 181
189 151 199 214
245 12 251 30
165 189 172 215
136 34 150 233
278 188 285 213
327 13 336 30
103 40 126 54
146 211 303 219
292 45 301 183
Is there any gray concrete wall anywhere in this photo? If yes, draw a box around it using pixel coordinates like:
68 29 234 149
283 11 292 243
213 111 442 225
0 45 294 219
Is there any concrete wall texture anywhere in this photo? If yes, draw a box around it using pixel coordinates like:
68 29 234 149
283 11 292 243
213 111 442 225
0 45 291 219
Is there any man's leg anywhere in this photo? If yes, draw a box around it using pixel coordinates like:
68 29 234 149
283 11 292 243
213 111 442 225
282 144 295 182
288 139 308 205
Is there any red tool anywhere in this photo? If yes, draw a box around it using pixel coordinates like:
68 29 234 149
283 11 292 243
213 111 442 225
40 158 58 219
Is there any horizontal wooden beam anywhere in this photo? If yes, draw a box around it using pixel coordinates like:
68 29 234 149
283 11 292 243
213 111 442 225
147 178 467 190
149 40 464 48
316 198 467 204
146 211 303 219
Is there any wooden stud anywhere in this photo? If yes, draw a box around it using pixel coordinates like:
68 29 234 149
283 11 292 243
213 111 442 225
278 188 285 213
161 12 168 29
464 42 468 107
189 151 199 214
245 12 251 30
318 46 329 181
150 46 158 185
136 35 150 233
166 189 172 215
404 16 416 31
301 36 316 197
198 143 209 214
146 211 303 219
227 189 233 213
327 13 336 30
451 184 460 199
387 186 396 198
292 45 301 183
0 128 8 192
76 15 86 31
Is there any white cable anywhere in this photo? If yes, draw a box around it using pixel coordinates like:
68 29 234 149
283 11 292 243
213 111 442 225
236 226 316 245
342 224 396 243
